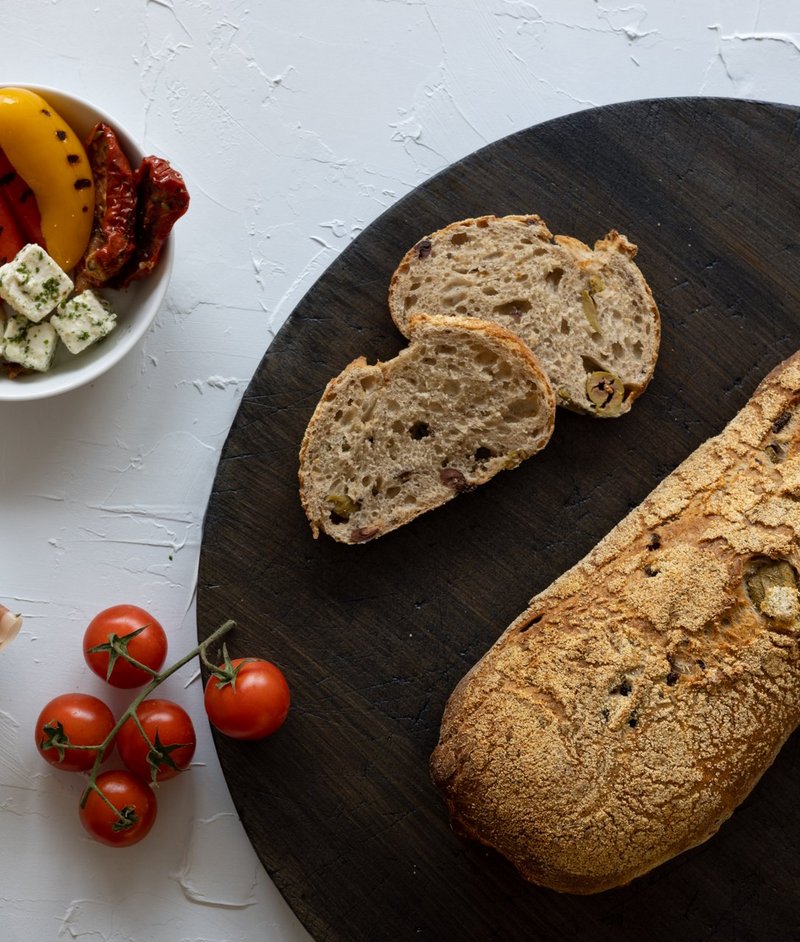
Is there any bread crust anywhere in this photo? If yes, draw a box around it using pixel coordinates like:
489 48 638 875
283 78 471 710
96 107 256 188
430 350 800 892
389 214 660 417
299 313 556 543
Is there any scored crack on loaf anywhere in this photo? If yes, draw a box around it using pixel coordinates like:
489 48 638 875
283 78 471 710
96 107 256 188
430 350 800 893
389 214 660 418
298 313 556 544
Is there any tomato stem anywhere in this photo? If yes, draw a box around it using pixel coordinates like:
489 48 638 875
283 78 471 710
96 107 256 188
82 779 138 830
118 652 161 679
130 710 156 753
131 713 154 749
200 641 247 688
89 626 162 681
130 710 163 787
198 642 222 676
79 618 236 817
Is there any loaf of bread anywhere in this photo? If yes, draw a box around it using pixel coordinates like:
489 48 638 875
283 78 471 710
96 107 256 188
389 215 660 417
430 351 800 893
299 313 555 544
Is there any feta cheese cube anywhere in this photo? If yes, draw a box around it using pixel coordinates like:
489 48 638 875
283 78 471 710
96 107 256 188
0 244 73 322
3 315 58 372
51 290 117 354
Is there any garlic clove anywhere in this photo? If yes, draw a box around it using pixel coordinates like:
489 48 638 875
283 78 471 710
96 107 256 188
0 605 22 652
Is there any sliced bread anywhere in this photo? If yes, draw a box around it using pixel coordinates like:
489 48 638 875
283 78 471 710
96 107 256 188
389 214 660 417
298 313 556 544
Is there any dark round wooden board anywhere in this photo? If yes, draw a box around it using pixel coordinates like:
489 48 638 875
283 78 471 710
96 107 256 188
198 99 800 942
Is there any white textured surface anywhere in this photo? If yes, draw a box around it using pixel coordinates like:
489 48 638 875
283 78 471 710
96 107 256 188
1 1 800 939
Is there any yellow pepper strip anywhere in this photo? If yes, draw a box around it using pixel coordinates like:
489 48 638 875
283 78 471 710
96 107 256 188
0 88 95 271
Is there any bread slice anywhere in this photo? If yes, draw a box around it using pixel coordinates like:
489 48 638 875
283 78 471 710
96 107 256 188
430 350 800 893
299 314 556 544
389 214 660 417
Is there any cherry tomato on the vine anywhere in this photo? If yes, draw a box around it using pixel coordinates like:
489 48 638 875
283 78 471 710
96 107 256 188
83 605 167 688
117 699 196 784
204 657 290 740
80 769 157 847
35 693 115 772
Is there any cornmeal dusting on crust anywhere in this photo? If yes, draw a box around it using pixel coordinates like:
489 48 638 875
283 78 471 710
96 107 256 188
431 350 800 894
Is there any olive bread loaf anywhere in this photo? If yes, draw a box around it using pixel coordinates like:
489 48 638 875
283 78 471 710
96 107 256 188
431 350 800 892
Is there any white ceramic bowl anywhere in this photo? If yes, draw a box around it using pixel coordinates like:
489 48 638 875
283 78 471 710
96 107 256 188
0 85 173 401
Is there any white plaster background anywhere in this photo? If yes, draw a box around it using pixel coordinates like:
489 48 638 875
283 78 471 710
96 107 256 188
0 1 799 939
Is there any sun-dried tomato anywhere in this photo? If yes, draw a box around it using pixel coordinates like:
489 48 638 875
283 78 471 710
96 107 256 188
74 122 137 291
113 156 189 288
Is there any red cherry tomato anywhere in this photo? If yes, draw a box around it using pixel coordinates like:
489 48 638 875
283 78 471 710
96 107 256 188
80 769 157 847
83 605 167 688
116 699 196 784
204 658 290 741
35 693 115 772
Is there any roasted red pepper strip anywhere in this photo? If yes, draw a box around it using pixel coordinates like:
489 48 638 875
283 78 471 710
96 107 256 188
0 147 44 248
113 156 189 288
74 122 137 291
0 189 26 265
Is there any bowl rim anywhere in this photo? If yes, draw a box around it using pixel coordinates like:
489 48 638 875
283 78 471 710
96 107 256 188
0 84 172 402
